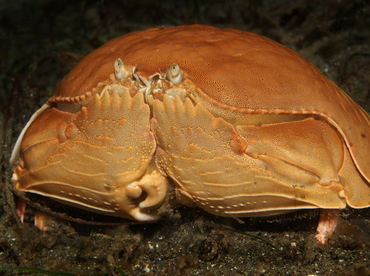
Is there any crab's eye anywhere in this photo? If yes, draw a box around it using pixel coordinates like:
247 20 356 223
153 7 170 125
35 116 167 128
166 63 183 84
114 58 129 80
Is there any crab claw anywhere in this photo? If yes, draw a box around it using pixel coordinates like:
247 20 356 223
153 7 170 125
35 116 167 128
124 169 168 221
126 169 167 209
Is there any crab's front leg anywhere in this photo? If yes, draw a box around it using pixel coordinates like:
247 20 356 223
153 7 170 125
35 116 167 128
12 89 168 226
151 95 348 244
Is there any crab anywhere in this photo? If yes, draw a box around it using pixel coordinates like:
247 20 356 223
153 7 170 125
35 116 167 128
10 25 370 244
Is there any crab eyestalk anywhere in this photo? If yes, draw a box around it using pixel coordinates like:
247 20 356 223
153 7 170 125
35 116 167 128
166 63 183 84
114 58 130 80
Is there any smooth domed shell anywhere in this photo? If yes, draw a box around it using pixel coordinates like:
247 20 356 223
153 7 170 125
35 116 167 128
51 24 370 183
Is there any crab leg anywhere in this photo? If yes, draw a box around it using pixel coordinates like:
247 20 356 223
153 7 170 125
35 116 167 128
315 209 340 244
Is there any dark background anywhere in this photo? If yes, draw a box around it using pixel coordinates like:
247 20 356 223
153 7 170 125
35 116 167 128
1 1 369 275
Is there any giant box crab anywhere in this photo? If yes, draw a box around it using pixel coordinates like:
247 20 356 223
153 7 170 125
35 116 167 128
10 25 370 244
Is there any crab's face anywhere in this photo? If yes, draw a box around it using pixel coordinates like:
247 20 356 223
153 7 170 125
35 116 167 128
11 25 370 239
